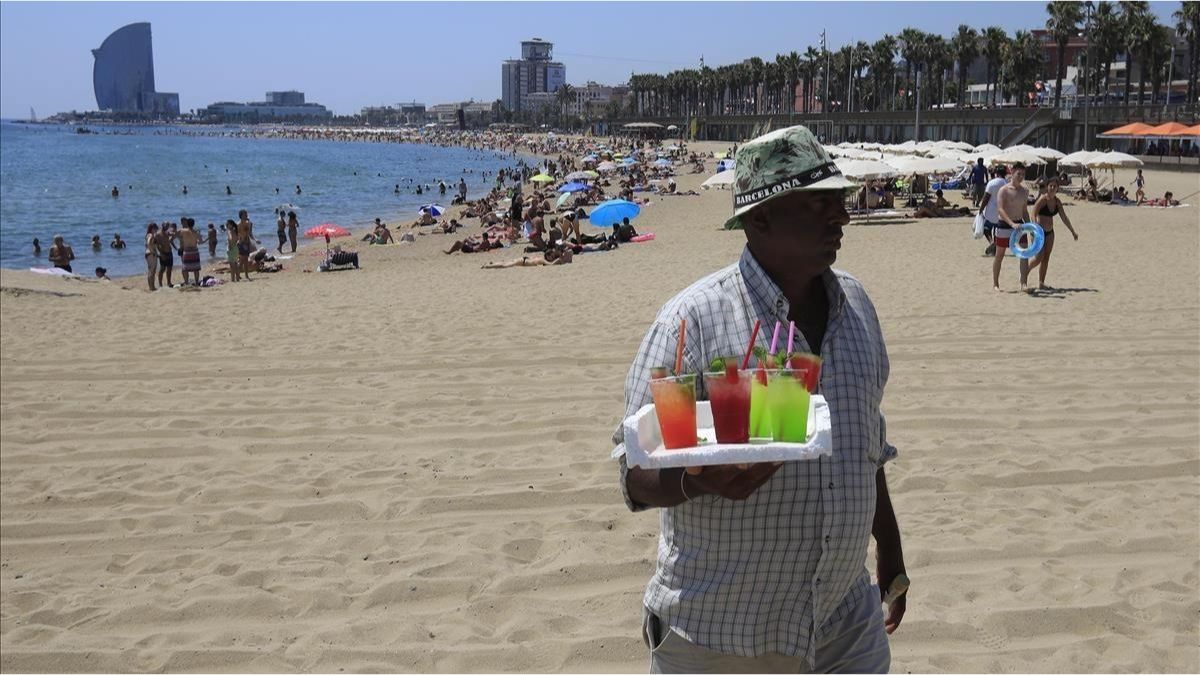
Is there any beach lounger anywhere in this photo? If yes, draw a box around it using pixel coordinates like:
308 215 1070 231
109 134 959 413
319 250 359 272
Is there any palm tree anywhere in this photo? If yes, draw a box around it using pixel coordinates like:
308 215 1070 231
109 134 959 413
1046 1 1085 108
555 84 574 128
1093 1 1124 102
870 35 898 111
803 46 821 113
951 25 980 108
1175 0 1200 110
983 26 1009 106
897 28 926 109
1002 30 1043 106
1120 1 1152 109
924 34 951 108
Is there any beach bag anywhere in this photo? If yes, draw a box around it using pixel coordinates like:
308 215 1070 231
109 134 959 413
972 213 985 239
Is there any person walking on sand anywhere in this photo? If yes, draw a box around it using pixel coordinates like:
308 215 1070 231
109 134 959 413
236 209 257 281
144 223 159 291
970 157 988 208
1132 168 1146 205
993 162 1032 292
614 125 906 674
48 235 75 272
287 211 299 252
1026 177 1079 291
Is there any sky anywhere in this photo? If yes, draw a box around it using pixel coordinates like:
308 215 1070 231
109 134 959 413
0 1 1183 119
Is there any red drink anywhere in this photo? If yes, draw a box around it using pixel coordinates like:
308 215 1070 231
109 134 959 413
649 374 698 449
703 366 751 443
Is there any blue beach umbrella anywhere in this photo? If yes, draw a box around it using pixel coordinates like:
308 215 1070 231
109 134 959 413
588 199 641 228
418 204 446 216
557 182 589 193
622 156 637 165
653 158 672 167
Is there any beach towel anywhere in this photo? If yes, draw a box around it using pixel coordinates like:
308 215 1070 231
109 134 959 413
180 246 201 273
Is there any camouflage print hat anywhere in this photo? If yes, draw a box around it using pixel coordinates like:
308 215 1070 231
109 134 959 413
724 125 858 230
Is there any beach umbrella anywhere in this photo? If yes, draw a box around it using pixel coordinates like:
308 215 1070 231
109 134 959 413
588 199 641 227
834 158 899 180
664 144 681 151
596 161 618 172
564 171 592 182
1098 122 1155 139
702 169 737 187
556 192 573 209
667 124 678 130
622 156 637 165
888 155 965 174
1030 147 1066 160
987 149 1046 166
418 204 446 216
582 170 600 179
974 143 1002 153
581 154 599 163
1085 151 1143 169
304 224 349 238
557 182 589 193
653 158 672 167
716 158 736 172
530 173 555 183
1059 150 1101 166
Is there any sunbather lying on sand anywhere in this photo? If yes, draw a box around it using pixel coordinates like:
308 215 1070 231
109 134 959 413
482 246 574 268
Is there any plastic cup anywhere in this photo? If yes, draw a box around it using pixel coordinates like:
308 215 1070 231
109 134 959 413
786 353 823 394
703 369 752 444
649 374 698 449
766 370 810 443
748 367 773 441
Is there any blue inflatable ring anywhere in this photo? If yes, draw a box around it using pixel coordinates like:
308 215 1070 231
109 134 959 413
1010 222 1045 259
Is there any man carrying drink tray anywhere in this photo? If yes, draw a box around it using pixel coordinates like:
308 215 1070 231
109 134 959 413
612 125 908 674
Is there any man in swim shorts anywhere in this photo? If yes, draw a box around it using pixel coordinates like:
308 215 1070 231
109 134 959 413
154 223 175 288
236 209 258 281
977 165 1008 258
994 162 1031 292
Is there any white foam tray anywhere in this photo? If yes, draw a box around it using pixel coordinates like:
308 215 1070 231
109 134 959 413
621 395 832 469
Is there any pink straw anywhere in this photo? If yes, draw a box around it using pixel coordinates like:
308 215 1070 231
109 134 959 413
741 320 761 369
768 320 782 355
787 321 796 356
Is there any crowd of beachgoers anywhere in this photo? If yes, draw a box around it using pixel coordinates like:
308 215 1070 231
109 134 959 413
29 131 742 288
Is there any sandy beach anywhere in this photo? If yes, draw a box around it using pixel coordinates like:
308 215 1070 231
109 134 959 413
1 142 1198 672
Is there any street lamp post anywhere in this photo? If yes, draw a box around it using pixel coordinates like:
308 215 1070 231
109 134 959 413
1164 44 1175 115
915 67 921 141
1083 1 1092 150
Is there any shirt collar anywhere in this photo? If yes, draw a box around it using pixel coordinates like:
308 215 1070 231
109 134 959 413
739 245 846 324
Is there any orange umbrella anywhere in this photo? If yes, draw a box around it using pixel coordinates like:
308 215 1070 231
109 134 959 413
1188 125 1200 136
1140 122 1196 137
1099 122 1155 137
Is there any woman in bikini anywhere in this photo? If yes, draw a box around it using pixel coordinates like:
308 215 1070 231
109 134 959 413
1027 177 1079 291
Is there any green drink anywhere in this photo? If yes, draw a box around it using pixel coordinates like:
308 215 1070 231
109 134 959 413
766 370 810 442
748 367 772 440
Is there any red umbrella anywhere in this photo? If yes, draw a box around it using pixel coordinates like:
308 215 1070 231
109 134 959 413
305 223 349 238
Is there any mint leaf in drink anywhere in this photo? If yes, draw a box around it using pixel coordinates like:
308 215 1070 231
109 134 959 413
708 357 726 373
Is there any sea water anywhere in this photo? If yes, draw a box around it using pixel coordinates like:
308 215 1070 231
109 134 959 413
0 121 524 277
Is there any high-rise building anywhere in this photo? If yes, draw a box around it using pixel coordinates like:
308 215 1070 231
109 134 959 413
500 38 566 112
92 22 178 115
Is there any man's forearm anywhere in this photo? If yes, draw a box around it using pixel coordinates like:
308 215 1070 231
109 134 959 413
872 467 902 549
627 465 692 508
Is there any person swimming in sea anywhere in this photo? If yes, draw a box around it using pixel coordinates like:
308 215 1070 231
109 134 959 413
91 235 102 250
226 185 233 195
182 185 188 195
32 237 41 255
111 186 119 197
110 233 126 249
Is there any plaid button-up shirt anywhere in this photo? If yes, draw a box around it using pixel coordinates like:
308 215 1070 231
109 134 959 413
612 245 896 666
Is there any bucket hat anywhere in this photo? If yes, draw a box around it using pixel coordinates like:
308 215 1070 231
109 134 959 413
724 125 858 230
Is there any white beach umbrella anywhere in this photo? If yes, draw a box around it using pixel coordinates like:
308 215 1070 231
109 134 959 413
1059 150 1101 166
702 169 736 188
889 155 965 174
834 158 900 180
987 149 1047 166
974 143 1002 154
1031 147 1066 160
1085 151 1143 169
